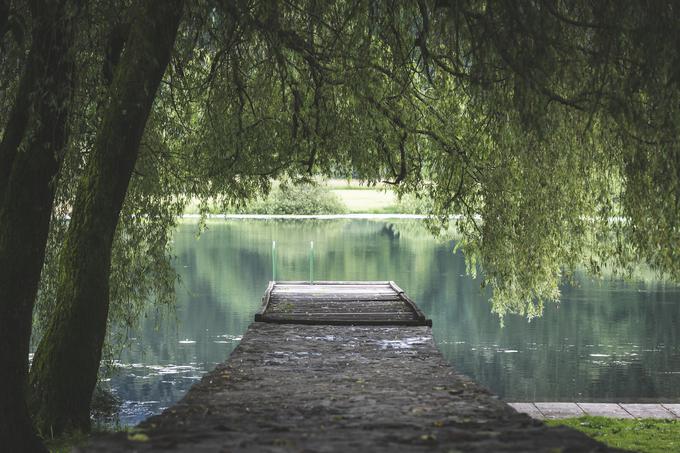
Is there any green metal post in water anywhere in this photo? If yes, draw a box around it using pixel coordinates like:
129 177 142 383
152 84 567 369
309 241 314 284
272 240 276 281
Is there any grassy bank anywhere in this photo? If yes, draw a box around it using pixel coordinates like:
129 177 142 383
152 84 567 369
183 179 423 215
547 416 680 453
331 189 398 213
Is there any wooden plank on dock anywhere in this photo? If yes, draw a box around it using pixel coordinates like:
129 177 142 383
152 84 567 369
255 281 432 326
269 300 404 313
272 294 403 301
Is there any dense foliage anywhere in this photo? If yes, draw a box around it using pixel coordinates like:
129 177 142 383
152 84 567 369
249 183 347 215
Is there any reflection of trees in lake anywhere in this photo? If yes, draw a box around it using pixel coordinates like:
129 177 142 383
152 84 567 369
124 219 680 403
433 270 680 401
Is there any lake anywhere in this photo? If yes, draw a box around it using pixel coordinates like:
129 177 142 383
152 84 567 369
110 219 680 426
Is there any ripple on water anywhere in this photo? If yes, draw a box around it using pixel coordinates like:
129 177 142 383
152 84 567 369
106 361 211 426
214 334 243 344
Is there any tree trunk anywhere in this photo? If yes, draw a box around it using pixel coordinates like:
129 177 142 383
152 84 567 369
29 0 183 436
0 1 78 450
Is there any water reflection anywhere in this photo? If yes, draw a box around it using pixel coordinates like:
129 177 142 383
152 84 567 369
110 219 680 425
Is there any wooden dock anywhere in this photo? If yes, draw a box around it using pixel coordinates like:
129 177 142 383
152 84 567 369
83 282 618 452
255 281 431 326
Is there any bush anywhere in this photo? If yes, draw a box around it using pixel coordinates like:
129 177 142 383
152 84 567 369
248 183 348 215
396 193 433 214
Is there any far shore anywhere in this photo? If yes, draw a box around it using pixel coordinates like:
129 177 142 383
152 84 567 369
180 213 429 220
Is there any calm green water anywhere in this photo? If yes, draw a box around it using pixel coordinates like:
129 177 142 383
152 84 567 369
110 219 680 425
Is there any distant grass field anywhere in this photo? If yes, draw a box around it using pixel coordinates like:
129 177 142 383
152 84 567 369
320 179 402 213
183 179 406 214
547 416 680 453
323 178 390 190
330 188 398 213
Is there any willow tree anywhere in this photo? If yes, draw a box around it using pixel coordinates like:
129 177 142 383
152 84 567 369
29 0 183 436
0 0 80 450
177 0 680 322
392 1 680 318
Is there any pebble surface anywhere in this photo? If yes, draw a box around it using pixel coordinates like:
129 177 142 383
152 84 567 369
82 323 622 452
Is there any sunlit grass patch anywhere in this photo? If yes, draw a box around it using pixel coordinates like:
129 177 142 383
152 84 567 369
331 189 398 213
546 416 680 453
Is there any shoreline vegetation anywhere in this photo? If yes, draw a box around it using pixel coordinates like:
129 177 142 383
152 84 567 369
182 179 431 216
181 213 429 219
178 183 665 287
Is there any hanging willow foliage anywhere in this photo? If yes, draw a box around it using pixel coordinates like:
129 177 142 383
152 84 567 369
26 0 680 345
